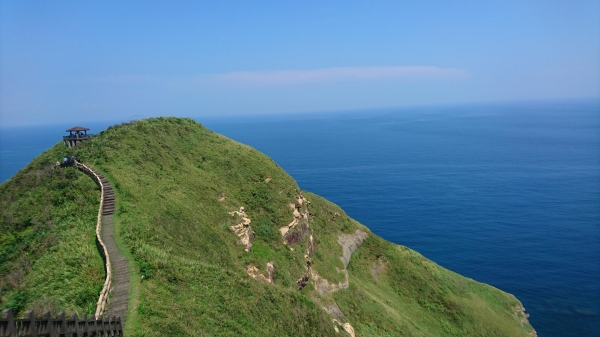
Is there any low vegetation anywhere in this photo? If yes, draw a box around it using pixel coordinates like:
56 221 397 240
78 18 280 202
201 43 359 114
0 145 103 316
0 117 536 336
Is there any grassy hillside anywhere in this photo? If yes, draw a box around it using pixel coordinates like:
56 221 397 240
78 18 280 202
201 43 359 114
0 144 104 316
0 117 535 336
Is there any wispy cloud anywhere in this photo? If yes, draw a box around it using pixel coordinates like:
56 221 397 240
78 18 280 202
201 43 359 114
213 66 470 85
86 75 163 85
87 66 470 88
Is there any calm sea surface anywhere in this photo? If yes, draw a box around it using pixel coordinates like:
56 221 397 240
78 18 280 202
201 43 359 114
2 101 599 336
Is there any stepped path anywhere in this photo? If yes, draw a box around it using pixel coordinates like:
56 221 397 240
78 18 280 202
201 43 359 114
76 163 130 324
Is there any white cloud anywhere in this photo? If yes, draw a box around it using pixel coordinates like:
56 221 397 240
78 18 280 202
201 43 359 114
86 75 162 85
86 66 470 89
213 66 470 85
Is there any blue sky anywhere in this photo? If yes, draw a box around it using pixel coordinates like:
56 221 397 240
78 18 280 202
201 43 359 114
1 1 598 126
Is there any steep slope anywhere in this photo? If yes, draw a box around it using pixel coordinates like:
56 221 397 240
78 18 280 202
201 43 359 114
0 145 104 316
0 117 535 336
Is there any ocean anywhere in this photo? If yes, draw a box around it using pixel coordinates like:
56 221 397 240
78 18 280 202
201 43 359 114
2 100 599 336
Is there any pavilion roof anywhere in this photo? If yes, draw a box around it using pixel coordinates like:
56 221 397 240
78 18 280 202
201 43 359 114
66 126 89 132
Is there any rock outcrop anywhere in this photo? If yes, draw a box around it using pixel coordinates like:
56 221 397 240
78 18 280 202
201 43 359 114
246 262 275 284
238 193 365 337
229 207 254 252
279 195 311 245
338 230 368 268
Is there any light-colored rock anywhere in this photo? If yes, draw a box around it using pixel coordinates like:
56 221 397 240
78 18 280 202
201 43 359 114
246 262 274 284
279 226 290 236
266 262 275 282
342 322 355 337
332 319 356 337
229 207 254 251
308 234 315 257
280 195 311 243
338 230 368 268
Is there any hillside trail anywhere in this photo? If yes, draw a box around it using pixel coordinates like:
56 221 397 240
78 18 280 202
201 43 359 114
76 163 130 323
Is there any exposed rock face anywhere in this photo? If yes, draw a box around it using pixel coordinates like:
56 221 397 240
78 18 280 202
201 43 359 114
296 273 310 289
284 229 303 245
279 195 310 241
310 230 367 337
332 320 356 337
310 230 367 295
279 194 362 337
266 262 275 282
229 207 254 252
338 230 368 268
307 234 315 258
279 194 315 291
246 262 275 284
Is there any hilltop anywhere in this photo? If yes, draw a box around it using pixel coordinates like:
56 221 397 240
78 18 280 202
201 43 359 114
0 117 536 336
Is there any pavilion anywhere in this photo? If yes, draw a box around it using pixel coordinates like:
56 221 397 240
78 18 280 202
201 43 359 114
63 126 94 148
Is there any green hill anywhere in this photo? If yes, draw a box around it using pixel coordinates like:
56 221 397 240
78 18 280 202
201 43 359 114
0 117 536 336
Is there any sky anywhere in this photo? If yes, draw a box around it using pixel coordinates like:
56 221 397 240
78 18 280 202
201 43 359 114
1 1 599 127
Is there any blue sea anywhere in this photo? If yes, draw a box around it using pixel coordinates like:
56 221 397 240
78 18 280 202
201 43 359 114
2 100 599 336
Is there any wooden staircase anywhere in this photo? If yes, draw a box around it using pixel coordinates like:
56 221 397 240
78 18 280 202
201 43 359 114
93 171 114 216
75 163 129 324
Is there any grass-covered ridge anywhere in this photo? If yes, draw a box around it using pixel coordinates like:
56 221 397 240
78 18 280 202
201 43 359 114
0 144 104 316
1 117 535 336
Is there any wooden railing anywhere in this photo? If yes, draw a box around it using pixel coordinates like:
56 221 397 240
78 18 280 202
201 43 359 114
74 162 112 319
0 308 122 337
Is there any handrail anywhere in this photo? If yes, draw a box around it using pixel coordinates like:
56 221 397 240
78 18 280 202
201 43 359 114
0 308 123 337
74 161 112 319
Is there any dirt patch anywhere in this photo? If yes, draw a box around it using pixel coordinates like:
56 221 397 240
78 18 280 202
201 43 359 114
322 303 347 321
311 268 349 295
372 259 386 279
217 193 227 202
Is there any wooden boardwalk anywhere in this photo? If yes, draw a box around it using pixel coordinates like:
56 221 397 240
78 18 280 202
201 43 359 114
101 214 129 321
77 164 130 324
